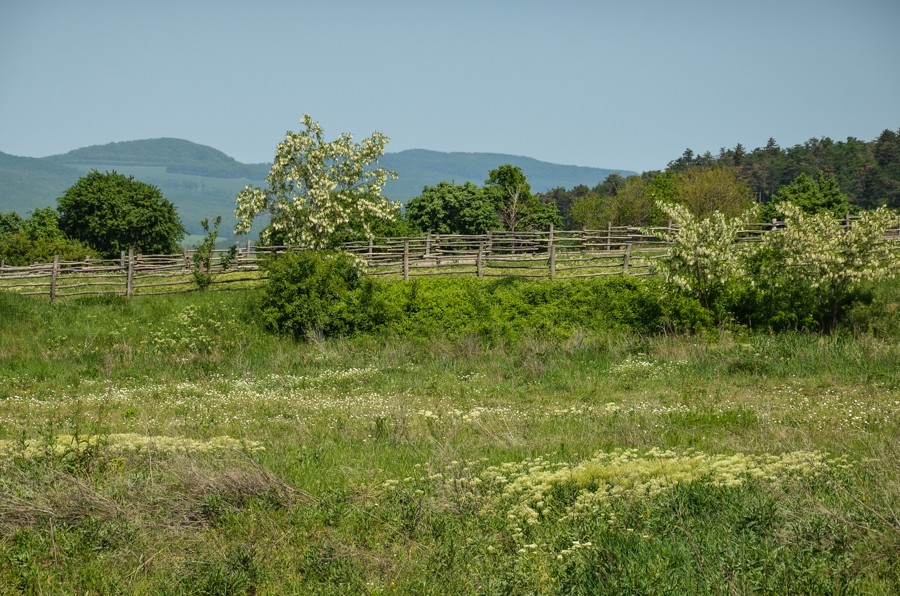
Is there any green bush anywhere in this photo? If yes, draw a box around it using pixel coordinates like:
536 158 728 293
0 232 98 266
255 250 363 339
256 265 714 342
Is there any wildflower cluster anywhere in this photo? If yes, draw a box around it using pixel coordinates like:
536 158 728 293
235 114 399 249
146 302 237 357
0 432 263 460
484 448 832 526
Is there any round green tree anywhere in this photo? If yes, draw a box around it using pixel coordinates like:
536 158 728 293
57 170 185 256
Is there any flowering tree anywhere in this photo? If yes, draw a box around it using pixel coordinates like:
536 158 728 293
760 203 899 329
655 200 900 330
234 115 398 248
654 202 758 309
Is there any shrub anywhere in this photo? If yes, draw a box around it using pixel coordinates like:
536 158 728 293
255 250 363 339
657 201 900 331
257 270 713 343
0 232 98 266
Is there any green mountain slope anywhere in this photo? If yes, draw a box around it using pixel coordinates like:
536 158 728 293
45 138 270 179
380 149 628 200
0 152 85 215
1 139 633 240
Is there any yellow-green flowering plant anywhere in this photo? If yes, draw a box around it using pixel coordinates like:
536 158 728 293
235 115 398 249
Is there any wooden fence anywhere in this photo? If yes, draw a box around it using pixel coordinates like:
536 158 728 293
2 220 898 301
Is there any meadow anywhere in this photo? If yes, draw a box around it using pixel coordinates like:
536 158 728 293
0 285 898 594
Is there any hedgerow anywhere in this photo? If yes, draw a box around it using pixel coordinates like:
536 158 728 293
254 254 713 342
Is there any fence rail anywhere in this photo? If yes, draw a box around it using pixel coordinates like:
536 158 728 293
2 219 898 301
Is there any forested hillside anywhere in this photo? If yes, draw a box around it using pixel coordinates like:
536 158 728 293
540 128 900 228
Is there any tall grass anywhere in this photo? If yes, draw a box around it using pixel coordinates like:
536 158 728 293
0 284 898 593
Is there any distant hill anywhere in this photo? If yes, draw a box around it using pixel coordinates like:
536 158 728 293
45 138 271 180
0 139 633 240
380 149 627 201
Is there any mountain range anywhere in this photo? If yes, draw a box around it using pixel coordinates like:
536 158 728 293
0 138 633 239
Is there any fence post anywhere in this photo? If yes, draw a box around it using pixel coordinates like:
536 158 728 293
548 225 556 279
126 247 135 298
50 255 60 301
844 211 850 231
434 233 440 265
368 237 374 263
402 240 410 281
425 231 432 256
477 242 484 278
549 241 556 280
607 221 612 250
623 242 632 275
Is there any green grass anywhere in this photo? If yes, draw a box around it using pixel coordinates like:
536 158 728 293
0 287 898 593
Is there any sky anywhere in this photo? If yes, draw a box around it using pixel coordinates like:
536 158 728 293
1 0 899 174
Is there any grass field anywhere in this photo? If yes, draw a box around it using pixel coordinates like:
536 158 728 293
0 288 898 593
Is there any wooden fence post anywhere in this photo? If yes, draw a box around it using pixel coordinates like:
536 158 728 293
368 237 374 263
477 243 484 278
607 221 612 250
844 211 850 231
402 240 410 281
549 241 556 279
50 255 60 301
548 225 556 279
126 247 135 298
425 231 432 256
623 242 632 275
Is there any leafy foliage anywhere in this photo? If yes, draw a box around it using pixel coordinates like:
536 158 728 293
0 233 97 266
654 203 758 311
57 170 185 257
764 171 853 218
255 250 364 339
0 211 25 239
191 216 237 290
0 208 97 266
235 115 398 249
405 181 500 234
484 164 561 231
657 201 900 331
257 271 711 343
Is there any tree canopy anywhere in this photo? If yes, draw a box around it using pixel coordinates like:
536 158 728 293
765 171 852 218
234 115 398 249
405 181 500 235
57 170 185 257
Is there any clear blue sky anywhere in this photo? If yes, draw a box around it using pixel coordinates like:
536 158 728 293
2 0 898 173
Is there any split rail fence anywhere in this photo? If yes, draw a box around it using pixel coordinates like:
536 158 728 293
1 219 898 301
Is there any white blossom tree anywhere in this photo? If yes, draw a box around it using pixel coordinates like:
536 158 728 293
761 203 900 329
234 115 398 249
654 202 758 309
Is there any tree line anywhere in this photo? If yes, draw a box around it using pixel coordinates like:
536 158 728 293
538 128 900 230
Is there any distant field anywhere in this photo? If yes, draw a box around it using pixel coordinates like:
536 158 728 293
0 287 898 592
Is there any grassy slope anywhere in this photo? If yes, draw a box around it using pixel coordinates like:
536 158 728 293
0 288 898 593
